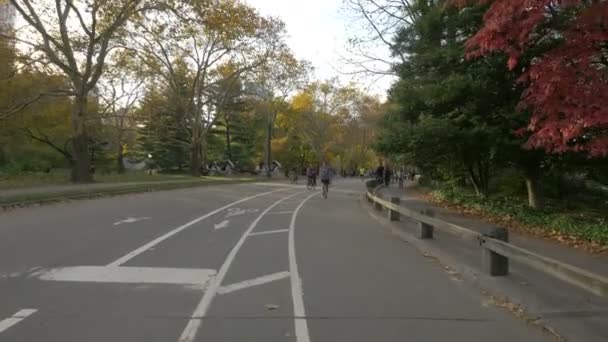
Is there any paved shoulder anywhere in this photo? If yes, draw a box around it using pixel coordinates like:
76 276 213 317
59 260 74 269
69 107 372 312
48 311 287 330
294 188 549 342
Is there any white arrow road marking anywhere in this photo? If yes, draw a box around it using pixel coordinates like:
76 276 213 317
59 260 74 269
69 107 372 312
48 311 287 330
217 271 290 295
214 220 230 230
34 266 216 290
113 217 151 226
107 188 284 267
0 309 38 334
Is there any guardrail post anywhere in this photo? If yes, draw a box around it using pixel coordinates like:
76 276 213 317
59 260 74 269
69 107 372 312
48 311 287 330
482 228 509 276
419 209 434 239
388 196 400 221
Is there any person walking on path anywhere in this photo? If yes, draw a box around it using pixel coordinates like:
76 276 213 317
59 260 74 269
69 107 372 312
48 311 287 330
359 167 366 182
375 164 384 184
383 165 392 187
397 168 404 188
319 162 334 199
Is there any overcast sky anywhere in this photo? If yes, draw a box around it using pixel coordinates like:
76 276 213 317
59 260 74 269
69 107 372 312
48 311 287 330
247 0 395 98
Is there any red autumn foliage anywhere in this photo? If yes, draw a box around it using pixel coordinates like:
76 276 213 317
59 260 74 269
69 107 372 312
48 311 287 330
450 0 608 157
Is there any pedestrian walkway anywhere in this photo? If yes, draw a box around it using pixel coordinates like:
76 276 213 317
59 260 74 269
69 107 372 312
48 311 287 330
377 183 608 278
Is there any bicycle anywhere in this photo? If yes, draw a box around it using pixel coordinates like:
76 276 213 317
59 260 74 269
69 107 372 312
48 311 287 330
307 176 317 191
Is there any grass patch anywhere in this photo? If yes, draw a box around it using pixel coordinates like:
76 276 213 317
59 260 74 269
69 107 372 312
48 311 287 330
0 170 206 190
421 185 608 250
0 177 257 207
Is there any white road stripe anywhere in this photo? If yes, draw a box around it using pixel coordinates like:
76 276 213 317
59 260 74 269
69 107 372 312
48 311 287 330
178 191 303 342
0 309 37 334
248 229 289 237
217 271 290 295
113 217 151 226
107 188 285 267
35 266 216 289
253 182 300 188
267 211 294 215
289 192 318 342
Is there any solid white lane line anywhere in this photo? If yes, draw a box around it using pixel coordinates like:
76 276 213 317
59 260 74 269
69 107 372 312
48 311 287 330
0 309 37 334
248 229 289 237
178 191 303 342
217 271 290 295
35 266 216 289
107 189 285 267
267 211 294 215
289 192 318 342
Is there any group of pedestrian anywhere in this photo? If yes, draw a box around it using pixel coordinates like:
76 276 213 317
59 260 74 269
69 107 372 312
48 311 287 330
305 162 335 199
374 164 416 188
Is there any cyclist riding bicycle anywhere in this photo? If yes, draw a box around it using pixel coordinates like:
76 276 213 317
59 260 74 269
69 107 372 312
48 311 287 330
306 165 317 190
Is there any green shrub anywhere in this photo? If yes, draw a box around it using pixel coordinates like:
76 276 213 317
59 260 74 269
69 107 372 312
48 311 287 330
429 186 608 245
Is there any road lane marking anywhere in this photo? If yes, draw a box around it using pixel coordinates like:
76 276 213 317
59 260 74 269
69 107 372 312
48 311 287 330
107 188 285 267
249 229 289 237
113 217 151 226
34 266 216 289
217 271 290 295
225 208 259 218
178 191 303 342
214 220 230 230
289 192 318 342
0 309 37 334
267 211 294 215
253 182 300 188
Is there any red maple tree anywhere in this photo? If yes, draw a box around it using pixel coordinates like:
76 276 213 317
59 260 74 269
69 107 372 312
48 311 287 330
450 0 608 157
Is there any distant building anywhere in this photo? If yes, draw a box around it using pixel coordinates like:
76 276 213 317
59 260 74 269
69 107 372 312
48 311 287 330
0 2 15 34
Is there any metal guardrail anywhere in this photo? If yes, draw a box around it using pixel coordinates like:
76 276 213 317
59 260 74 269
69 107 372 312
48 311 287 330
365 180 608 298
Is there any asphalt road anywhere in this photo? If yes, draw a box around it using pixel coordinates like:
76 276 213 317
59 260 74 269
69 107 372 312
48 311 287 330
0 179 550 342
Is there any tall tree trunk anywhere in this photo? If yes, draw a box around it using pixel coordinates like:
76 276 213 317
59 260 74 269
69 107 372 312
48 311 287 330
70 94 92 183
225 119 232 161
116 144 125 174
265 116 272 178
201 131 208 173
467 164 488 199
190 124 202 176
468 166 486 198
524 174 543 209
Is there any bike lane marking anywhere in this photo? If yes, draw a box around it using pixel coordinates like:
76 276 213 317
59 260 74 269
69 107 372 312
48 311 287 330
178 191 304 342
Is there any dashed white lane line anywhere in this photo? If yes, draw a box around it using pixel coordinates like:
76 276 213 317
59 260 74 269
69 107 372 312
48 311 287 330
267 211 294 215
217 271 290 295
178 191 303 342
289 192 318 342
248 229 289 237
0 309 37 334
113 217 151 226
107 188 285 267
